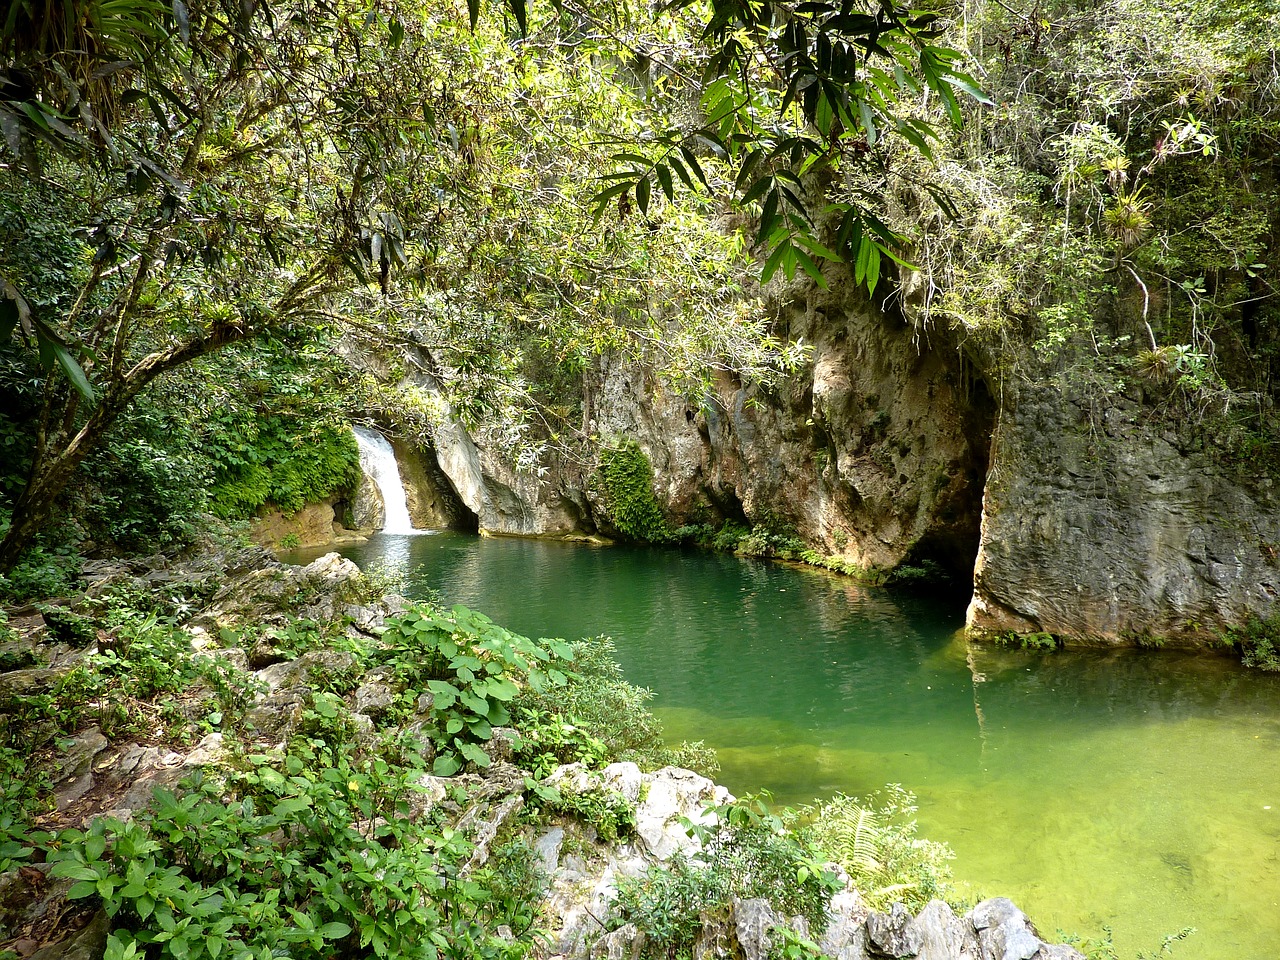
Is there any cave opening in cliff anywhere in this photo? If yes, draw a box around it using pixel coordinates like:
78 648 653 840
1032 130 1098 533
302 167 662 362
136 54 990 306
907 362 997 587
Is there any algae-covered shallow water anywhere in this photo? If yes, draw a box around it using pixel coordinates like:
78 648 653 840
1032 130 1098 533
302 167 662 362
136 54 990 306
283 532 1280 958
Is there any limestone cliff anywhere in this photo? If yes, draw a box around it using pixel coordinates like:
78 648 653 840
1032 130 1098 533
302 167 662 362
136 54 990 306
967 377 1280 645
371 273 1280 646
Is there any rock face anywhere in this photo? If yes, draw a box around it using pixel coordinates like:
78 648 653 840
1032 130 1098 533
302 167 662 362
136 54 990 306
366 272 1280 643
388 436 474 530
249 498 365 550
968 380 1280 644
581 282 994 575
392 280 992 574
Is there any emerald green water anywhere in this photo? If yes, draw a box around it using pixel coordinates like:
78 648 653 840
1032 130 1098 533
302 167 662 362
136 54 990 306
284 532 1280 959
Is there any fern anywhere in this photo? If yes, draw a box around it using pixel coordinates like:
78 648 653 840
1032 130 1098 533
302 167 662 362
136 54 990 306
804 785 955 911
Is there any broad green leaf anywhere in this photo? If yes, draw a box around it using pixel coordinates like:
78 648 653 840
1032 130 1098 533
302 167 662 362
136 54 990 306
433 754 461 776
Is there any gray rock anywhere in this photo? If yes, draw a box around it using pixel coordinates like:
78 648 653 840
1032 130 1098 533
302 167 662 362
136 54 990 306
967 378 1280 644
535 826 565 874
911 900 978 960
353 676 396 719
820 889 872 960
52 727 108 810
243 689 308 742
968 898 1075 960
0 669 66 710
734 898 786 960
482 726 520 764
867 902 922 958
28 908 108 960
589 922 646 960
255 649 359 694
0 639 41 671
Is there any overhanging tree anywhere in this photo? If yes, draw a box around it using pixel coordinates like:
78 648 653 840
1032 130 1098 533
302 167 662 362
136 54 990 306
0 0 983 571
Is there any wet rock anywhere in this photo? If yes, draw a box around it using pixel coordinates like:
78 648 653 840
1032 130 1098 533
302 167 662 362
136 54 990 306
51 727 109 810
0 669 66 710
868 902 922 958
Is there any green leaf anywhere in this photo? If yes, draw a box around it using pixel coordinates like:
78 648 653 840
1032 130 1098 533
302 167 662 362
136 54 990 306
433 754 461 776
48 339 95 403
466 0 480 30
654 162 674 201
761 240 791 284
508 0 527 35
484 677 518 701
85 834 107 862
68 880 100 899
635 175 651 215
319 922 353 940
459 741 491 768
50 861 100 882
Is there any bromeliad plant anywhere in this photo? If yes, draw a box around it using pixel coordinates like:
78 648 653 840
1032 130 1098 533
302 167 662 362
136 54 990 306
375 605 575 776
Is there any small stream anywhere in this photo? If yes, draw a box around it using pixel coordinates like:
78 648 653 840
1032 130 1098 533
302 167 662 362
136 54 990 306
283 531 1280 959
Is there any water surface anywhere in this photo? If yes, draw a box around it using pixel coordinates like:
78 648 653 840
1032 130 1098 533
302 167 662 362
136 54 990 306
284 532 1280 959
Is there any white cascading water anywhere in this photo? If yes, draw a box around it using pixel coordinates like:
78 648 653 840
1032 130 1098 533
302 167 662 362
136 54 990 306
353 426 418 534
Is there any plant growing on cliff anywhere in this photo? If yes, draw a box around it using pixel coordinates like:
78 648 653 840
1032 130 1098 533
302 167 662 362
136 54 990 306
1221 613 1280 671
596 441 677 545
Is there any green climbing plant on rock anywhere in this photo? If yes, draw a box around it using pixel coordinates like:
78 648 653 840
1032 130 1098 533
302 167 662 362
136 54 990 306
597 440 676 544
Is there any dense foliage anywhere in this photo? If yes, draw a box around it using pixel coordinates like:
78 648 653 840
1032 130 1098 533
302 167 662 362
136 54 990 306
893 0 1278 428
0 568 726 959
0 0 985 571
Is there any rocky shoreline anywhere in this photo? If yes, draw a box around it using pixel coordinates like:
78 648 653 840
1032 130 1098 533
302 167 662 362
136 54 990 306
1 549 1083 960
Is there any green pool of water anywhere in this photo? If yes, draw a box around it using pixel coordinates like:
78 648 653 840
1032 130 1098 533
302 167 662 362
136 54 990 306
284 532 1280 958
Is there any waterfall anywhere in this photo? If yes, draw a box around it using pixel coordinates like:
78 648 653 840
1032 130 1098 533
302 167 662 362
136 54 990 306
353 426 419 534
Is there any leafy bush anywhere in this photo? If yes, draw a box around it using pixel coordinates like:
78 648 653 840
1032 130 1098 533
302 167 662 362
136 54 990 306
207 417 360 520
46 611 256 744
515 635 717 775
0 537 83 601
596 441 676 544
45 733 538 960
803 785 955 911
1221 614 1280 671
615 794 839 955
375 604 575 775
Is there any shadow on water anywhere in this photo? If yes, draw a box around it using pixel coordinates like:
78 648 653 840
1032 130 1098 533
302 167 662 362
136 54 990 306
283 532 1280 960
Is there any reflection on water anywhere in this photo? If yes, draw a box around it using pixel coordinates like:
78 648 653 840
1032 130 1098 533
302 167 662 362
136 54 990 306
283 532 1280 960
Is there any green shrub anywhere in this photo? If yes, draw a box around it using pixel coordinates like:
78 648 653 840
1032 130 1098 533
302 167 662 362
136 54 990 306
374 604 575 776
44 733 538 960
596 441 676 544
1222 613 1280 671
208 418 359 520
515 635 717 775
615 794 839 955
803 785 955 911
993 631 1061 651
